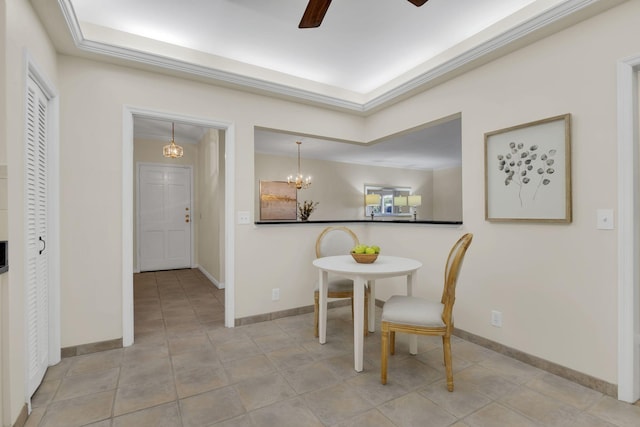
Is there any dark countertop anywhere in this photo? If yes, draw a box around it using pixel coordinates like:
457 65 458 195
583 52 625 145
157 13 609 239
0 241 6 274
255 219 463 225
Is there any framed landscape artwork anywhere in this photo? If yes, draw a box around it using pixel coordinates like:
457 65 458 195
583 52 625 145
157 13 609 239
259 180 297 220
484 114 572 223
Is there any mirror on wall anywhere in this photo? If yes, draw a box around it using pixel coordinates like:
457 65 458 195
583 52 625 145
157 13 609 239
254 115 463 222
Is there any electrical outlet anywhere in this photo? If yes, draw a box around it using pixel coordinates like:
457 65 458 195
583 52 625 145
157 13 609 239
490 310 502 327
237 211 250 224
272 288 280 301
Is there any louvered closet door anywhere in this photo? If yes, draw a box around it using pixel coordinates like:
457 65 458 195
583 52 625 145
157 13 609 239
25 76 49 398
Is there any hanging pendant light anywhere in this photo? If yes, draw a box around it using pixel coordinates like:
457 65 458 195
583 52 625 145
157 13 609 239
163 122 184 158
287 141 311 189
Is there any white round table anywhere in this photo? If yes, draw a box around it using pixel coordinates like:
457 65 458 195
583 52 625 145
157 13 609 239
313 255 422 372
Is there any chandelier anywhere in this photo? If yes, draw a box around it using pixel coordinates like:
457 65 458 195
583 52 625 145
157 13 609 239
287 141 311 189
163 122 184 158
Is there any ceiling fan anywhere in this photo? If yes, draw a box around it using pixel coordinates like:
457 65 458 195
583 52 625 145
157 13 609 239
299 0 429 28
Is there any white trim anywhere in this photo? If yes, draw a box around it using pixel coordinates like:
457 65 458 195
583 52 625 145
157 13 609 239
135 163 194 272
617 53 640 403
57 0 615 114
224 124 235 328
197 265 224 290
123 107 236 342
122 112 134 346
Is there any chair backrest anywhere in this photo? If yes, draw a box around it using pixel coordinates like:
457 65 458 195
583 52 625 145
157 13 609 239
441 233 473 326
315 226 359 258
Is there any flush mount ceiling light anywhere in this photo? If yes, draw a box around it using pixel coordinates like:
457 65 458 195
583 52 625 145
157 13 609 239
163 122 184 158
287 141 311 190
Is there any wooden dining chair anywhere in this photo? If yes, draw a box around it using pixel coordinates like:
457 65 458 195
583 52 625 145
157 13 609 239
380 233 473 391
314 226 369 337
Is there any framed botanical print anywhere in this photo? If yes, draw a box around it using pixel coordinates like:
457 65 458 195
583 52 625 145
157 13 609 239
484 114 572 223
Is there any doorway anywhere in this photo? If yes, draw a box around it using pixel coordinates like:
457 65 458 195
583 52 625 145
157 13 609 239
122 108 236 347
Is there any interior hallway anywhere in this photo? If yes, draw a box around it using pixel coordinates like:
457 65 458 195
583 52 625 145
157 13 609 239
24 268 640 426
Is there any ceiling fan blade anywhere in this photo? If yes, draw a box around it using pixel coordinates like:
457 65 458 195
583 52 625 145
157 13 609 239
407 0 429 6
299 0 332 28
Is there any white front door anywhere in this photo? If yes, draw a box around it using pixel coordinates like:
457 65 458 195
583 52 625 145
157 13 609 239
138 164 192 272
25 76 50 398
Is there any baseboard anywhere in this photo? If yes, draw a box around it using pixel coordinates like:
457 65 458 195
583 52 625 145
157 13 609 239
61 338 123 358
197 265 224 289
11 404 27 427
235 299 350 326
454 328 617 398
237 300 617 398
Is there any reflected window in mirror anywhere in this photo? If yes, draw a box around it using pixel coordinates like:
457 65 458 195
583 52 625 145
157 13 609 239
365 185 411 217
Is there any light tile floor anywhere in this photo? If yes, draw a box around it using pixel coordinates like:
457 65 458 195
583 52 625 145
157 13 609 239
26 268 640 426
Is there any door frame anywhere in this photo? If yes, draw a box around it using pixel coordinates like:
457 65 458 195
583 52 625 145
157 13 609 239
617 52 640 402
136 163 195 272
122 107 236 346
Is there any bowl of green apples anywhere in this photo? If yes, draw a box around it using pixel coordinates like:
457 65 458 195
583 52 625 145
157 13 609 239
351 244 380 263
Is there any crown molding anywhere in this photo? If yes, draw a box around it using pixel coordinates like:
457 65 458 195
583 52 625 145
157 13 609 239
57 0 614 115
365 0 614 111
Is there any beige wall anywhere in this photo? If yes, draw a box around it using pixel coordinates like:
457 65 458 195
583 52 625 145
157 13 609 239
56 0 639 386
0 166 6 423
255 153 435 221
433 167 463 221
57 53 366 349
0 1 5 418
1 0 5 418
0 165 7 242
2 3 639 421
3 0 59 424
133 131 225 285
196 129 224 286
363 2 640 384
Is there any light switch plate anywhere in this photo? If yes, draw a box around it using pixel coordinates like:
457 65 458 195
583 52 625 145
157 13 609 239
237 211 250 224
596 209 614 230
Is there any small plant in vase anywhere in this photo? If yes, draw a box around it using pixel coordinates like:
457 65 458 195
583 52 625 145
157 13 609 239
298 200 319 221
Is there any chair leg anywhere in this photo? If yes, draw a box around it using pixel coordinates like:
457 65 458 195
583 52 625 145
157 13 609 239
443 335 454 392
390 331 396 355
314 292 319 338
381 322 389 384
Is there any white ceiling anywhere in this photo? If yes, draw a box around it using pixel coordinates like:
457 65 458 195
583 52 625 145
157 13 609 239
33 0 613 168
68 0 540 95
255 117 462 170
134 116 462 170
